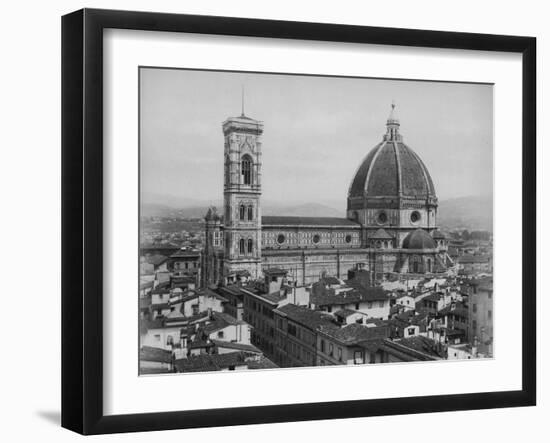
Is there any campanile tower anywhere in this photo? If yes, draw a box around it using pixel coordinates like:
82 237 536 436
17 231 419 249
221 108 264 282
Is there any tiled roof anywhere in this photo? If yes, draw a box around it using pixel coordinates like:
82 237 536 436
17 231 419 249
334 308 358 318
319 323 390 345
321 276 342 286
170 249 200 258
275 304 337 330
174 355 219 372
210 340 262 353
140 281 154 290
202 312 244 335
247 355 279 369
348 140 436 200
370 228 393 239
458 255 490 264
151 282 171 294
311 285 391 306
262 216 360 227
254 291 287 305
174 351 249 372
145 254 170 266
140 346 172 363
421 293 441 302
139 367 174 375
402 229 437 250
438 302 468 318
391 336 445 359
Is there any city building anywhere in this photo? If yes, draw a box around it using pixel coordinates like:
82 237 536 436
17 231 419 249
272 304 337 367
467 277 493 356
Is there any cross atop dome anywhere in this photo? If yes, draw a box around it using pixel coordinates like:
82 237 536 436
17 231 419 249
385 101 402 141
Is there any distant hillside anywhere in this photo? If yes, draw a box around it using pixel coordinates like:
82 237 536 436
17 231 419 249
141 194 493 231
438 195 493 231
141 201 343 219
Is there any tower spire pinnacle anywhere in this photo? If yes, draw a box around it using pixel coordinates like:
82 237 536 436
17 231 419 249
241 85 245 117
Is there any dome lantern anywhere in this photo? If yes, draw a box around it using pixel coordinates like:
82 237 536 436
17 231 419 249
384 101 402 142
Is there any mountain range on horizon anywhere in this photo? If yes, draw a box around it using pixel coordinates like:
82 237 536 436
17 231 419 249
141 194 493 231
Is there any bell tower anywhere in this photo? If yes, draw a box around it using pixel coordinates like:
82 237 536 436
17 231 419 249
221 105 263 283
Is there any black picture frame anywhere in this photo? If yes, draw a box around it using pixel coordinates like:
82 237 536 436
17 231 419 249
61 8 536 435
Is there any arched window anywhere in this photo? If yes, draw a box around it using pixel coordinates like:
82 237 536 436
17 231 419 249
239 205 245 220
427 258 432 273
247 238 253 254
412 257 419 273
241 155 252 185
247 205 253 221
239 239 245 254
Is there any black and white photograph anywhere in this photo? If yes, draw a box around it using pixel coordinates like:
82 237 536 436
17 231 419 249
138 68 494 375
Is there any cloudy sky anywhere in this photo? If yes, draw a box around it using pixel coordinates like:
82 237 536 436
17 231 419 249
140 68 493 211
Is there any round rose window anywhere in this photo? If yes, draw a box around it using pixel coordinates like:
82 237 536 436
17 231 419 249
410 211 421 223
313 234 320 244
277 234 285 244
377 211 388 224
345 235 352 243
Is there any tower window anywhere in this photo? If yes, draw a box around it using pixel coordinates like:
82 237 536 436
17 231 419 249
247 205 253 221
241 155 252 185
239 239 245 254
247 238 253 254
239 205 245 220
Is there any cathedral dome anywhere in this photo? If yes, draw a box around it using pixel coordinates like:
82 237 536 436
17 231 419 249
348 104 436 201
402 229 437 249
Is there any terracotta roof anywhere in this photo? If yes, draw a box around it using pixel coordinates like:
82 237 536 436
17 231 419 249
145 254 170 266
321 276 342 286
311 285 391 306
391 336 445 359
174 351 249 372
370 228 393 239
334 308 359 318
140 346 172 363
348 138 436 200
247 355 279 369
210 340 262 353
402 229 437 249
261 216 360 227
319 323 390 345
275 304 337 330
438 302 468 318
170 249 200 258
202 312 244 335
458 255 490 264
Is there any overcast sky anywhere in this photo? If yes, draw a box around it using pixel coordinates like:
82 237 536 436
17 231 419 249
140 68 493 211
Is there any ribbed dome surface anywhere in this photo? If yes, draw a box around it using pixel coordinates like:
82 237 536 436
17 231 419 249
402 229 437 249
349 140 436 199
